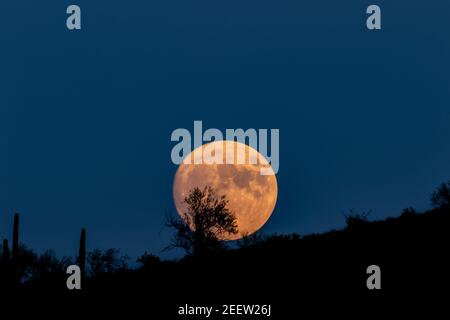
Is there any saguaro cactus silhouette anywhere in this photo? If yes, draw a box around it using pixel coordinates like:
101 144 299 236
2 239 10 263
78 228 86 278
1 239 11 289
8 213 20 286
12 213 19 265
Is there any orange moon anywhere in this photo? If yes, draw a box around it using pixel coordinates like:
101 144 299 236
173 140 278 240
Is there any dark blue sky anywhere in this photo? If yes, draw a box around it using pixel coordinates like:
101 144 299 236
1 0 449 259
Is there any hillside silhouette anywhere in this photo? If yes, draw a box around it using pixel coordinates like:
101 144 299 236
1 181 449 316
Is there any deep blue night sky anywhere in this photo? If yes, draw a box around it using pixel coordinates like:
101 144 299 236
1 0 449 259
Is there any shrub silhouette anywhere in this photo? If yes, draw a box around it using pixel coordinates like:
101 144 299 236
14 244 38 284
87 248 129 277
166 186 238 255
29 250 72 283
137 252 161 269
401 207 417 218
237 231 263 249
431 180 450 209
344 209 371 228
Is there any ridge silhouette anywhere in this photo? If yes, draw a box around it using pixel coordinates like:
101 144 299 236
1 180 449 316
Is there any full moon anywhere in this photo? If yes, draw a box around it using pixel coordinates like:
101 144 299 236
173 140 278 240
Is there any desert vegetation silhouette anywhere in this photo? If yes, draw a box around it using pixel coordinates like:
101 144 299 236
0 180 449 305
166 186 238 256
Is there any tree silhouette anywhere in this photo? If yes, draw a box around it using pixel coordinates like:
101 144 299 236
431 180 450 209
166 186 238 255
